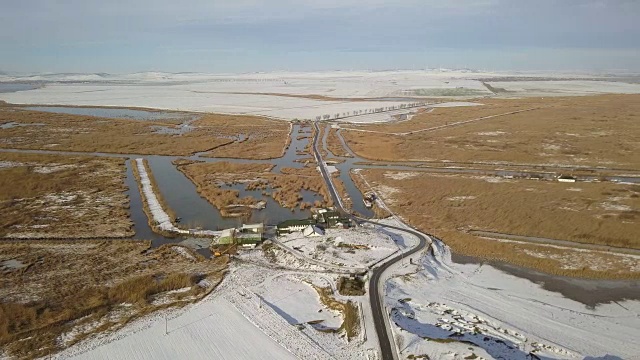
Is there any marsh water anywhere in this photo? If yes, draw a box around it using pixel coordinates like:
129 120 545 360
451 253 640 306
137 125 324 242
3 106 639 306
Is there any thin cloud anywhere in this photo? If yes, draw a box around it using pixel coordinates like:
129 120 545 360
0 0 638 72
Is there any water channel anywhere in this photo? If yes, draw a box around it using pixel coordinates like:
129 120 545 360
452 253 640 306
2 105 639 305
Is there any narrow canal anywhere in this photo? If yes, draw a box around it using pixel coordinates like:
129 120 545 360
3 105 639 306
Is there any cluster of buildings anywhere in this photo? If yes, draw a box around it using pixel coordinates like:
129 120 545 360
276 208 352 236
214 208 352 251
218 223 264 249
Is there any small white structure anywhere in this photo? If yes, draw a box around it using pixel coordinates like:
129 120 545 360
241 223 264 234
303 225 325 237
557 174 577 183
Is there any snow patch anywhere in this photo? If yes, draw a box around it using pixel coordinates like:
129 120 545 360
384 171 419 180
447 196 476 201
600 203 632 211
383 239 640 359
476 131 506 136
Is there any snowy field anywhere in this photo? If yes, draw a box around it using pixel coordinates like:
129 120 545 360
3 70 639 122
57 297 297 360
383 240 640 360
50 249 379 360
252 274 343 331
23 213 639 360
487 80 640 96
278 227 400 269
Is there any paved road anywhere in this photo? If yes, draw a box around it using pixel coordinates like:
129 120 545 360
341 107 542 135
312 121 431 360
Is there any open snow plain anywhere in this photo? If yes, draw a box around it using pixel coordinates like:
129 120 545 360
3 70 640 122
384 239 640 360
50 254 379 360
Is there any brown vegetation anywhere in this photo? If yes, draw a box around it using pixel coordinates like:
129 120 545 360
175 161 333 214
196 114 290 159
341 95 640 168
337 277 366 296
300 122 315 157
0 107 289 158
0 152 133 239
0 240 227 359
356 169 640 278
349 170 391 218
0 107 224 155
174 161 271 215
327 128 353 157
313 286 359 340
332 172 353 211
318 124 328 158
277 166 333 208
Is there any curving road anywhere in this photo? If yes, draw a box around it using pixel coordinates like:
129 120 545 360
312 121 431 360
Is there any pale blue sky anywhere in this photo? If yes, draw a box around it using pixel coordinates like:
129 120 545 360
1 0 639 73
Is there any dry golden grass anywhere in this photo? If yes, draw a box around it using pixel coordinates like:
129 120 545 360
175 161 272 214
0 107 289 158
0 240 228 359
342 95 640 168
0 107 227 155
318 124 329 158
276 166 333 208
195 114 290 159
441 230 640 279
356 169 640 278
349 170 391 218
332 172 353 210
0 152 133 239
313 286 359 340
301 122 315 157
342 97 541 133
175 161 333 214
327 128 352 157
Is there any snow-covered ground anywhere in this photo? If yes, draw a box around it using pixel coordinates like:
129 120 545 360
3 70 639 122
55 293 298 360
278 227 400 269
135 158 186 233
252 274 343 331
27 211 638 360
488 80 640 96
52 254 378 360
382 239 640 360
43 223 406 360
